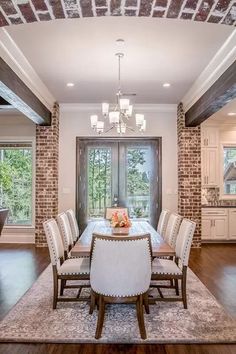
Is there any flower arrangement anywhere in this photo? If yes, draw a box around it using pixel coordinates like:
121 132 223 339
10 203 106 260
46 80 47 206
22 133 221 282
110 211 132 228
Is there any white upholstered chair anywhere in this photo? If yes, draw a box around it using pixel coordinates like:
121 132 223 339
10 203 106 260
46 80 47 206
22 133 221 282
90 233 152 339
57 212 74 259
151 219 196 309
157 209 170 238
43 218 90 309
105 207 128 220
164 213 182 248
66 209 80 243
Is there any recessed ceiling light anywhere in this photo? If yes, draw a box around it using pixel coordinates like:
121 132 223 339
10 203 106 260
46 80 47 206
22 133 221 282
67 82 74 87
227 112 236 116
163 83 171 88
116 38 125 45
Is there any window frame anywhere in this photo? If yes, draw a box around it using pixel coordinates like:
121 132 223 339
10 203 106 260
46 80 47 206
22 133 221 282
0 136 35 228
219 142 236 200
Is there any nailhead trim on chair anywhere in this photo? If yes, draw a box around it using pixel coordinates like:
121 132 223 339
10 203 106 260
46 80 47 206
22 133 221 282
57 213 71 251
182 222 196 266
91 236 152 297
168 214 182 247
44 219 61 265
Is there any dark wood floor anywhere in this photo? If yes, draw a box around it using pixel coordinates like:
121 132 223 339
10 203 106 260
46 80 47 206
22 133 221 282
0 243 236 354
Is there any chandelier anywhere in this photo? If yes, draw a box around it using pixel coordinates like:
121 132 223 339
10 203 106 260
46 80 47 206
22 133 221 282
90 53 146 135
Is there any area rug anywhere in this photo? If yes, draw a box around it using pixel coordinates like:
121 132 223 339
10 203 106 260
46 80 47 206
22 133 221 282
0 265 236 344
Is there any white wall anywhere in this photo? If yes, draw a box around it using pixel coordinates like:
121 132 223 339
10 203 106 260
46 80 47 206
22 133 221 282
59 104 178 213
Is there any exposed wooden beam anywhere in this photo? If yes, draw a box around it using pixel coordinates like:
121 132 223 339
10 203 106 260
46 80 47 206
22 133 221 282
185 60 236 127
0 58 51 125
0 97 10 106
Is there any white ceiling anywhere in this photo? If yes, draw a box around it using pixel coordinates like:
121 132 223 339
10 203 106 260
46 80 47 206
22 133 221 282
207 98 236 125
6 17 234 104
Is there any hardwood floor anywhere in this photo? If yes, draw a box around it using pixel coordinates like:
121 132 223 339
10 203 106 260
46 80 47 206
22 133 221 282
0 243 236 354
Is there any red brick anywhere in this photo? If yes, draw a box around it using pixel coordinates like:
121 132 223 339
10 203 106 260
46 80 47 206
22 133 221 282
18 3 37 23
167 0 185 18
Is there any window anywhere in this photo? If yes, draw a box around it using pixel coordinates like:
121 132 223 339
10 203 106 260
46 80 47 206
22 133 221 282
0 142 33 226
220 145 236 199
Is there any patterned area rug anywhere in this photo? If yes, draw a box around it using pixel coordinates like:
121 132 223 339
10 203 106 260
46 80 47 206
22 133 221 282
0 265 236 344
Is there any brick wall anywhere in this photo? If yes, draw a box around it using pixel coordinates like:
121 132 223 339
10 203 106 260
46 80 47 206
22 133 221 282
0 1 235 27
177 102 201 247
35 102 59 247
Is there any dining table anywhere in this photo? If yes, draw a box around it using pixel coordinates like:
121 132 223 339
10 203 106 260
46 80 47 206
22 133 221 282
70 219 175 258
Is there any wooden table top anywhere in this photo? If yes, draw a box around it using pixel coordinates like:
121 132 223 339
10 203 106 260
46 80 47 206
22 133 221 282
71 220 175 258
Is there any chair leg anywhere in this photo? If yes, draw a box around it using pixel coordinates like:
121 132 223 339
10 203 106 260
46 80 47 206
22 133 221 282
182 269 187 309
136 295 147 340
52 267 58 310
60 279 66 296
143 292 150 314
174 279 179 296
95 295 105 339
89 289 96 315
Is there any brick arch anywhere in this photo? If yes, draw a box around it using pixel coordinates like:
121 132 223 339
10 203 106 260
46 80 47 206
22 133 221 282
0 1 235 27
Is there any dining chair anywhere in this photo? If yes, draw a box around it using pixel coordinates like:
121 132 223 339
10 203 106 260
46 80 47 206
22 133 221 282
89 233 152 340
157 209 170 238
105 207 128 220
43 218 90 309
151 218 196 309
164 213 182 248
66 209 80 243
57 212 74 259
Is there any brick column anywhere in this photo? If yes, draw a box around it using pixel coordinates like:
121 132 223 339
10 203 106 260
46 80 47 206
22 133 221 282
177 103 201 247
35 102 59 246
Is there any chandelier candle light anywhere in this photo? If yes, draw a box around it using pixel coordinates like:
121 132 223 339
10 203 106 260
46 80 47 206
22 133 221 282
90 53 146 135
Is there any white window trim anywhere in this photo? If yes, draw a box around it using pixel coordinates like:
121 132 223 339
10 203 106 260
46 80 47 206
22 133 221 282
0 136 35 228
219 142 236 200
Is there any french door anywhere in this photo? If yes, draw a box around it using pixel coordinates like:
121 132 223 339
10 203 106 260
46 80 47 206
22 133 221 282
76 138 161 231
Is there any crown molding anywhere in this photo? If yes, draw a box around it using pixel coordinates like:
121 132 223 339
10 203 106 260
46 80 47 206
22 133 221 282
60 103 177 113
182 29 236 112
0 28 55 112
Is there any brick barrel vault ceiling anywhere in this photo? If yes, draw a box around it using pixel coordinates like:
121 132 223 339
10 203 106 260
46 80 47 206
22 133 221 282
0 0 235 27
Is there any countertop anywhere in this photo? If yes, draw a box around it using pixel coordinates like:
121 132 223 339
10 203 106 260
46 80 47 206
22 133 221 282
202 205 236 208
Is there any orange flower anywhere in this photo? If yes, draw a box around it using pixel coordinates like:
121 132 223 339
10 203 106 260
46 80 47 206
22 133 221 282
111 211 132 228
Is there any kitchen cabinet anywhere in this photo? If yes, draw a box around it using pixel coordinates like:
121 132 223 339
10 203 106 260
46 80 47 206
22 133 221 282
201 126 219 148
202 208 228 241
229 209 236 240
201 148 219 187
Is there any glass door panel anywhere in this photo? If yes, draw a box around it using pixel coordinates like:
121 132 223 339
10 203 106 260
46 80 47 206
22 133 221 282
126 147 151 219
119 140 160 228
87 147 112 218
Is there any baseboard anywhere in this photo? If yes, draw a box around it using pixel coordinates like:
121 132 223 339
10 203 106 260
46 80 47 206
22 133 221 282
0 228 35 244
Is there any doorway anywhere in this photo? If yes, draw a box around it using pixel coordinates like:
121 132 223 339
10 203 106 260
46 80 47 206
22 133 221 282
76 138 161 231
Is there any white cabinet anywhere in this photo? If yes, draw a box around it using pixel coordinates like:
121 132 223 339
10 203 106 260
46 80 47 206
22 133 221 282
229 209 236 240
201 148 219 187
201 127 219 148
202 208 228 240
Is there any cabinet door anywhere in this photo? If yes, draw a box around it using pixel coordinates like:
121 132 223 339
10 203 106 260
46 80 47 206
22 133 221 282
202 217 212 240
201 148 207 186
205 148 219 186
229 209 236 240
202 127 219 147
212 217 228 240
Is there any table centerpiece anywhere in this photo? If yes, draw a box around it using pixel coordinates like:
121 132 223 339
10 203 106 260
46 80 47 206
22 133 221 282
110 211 132 235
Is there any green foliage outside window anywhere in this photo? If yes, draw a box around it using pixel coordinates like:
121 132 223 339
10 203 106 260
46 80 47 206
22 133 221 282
0 148 32 225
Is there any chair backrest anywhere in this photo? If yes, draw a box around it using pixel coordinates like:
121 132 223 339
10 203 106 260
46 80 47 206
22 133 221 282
43 218 64 266
175 219 196 266
66 209 79 242
90 233 152 297
164 213 182 247
105 207 128 220
57 212 74 251
157 209 170 237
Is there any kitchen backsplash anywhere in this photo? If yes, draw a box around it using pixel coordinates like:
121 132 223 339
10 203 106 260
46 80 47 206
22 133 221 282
202 188 236 206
